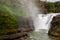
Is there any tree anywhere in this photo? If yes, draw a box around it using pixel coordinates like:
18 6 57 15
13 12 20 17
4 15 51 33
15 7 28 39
47 2 55 13
55 2 60 13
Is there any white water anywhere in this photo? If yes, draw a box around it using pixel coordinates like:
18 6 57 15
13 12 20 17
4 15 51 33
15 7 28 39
33 13 60 33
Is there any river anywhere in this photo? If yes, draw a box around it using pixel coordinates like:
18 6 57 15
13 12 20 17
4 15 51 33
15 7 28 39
30 29 60 40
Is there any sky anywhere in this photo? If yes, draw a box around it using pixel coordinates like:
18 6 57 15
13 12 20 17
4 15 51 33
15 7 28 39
41 0 60 2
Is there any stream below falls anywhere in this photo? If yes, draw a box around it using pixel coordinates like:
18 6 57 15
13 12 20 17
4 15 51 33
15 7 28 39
30 29 58 40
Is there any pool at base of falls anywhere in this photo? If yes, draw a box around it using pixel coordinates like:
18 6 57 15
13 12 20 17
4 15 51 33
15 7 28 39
30 29 54 40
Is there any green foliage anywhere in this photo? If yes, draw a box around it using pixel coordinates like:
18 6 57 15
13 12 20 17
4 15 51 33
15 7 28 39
47 1 60 13
55 2 60 13
47 2 55 13
0 5 18 34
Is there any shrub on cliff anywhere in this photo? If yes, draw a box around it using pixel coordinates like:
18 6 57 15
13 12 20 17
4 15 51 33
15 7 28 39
0 5 18 35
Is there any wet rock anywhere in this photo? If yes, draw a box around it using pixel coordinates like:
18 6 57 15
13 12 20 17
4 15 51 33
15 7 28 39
0 26 34 40
0 16 34 40
48 15 60 38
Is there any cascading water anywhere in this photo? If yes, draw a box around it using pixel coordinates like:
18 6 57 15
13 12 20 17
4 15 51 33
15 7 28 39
34 13 60 33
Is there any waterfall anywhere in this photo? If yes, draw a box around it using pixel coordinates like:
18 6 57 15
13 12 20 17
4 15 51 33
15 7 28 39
34 13 60 33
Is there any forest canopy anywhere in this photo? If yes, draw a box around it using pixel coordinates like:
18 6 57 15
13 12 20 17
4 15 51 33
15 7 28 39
46 1 60 13
40 1 60 13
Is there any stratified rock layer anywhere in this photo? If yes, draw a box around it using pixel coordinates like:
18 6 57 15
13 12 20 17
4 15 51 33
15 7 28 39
48 15 60 38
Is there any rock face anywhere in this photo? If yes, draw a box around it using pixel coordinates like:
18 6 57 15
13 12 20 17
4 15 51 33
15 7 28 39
48 15 60 38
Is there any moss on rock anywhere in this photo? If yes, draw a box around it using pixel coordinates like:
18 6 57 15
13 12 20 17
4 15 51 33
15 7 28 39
0 5 18 35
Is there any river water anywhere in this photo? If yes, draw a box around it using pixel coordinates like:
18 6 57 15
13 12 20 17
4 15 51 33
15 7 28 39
30 29 59 40
30 29 52 40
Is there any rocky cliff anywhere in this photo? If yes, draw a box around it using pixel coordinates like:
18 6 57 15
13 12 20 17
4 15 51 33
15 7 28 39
48 15 60 38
